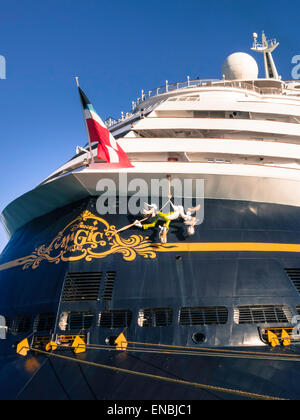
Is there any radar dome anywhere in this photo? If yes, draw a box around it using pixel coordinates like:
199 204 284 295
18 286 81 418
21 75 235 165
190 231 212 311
222 52 258 80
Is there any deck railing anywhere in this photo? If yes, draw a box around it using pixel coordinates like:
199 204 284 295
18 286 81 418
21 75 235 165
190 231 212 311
105 78 293 128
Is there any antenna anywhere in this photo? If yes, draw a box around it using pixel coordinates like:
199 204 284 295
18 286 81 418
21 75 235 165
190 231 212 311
251 31 280 79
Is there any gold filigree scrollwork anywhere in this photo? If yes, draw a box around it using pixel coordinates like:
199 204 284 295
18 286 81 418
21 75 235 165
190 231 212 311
14 211 157 270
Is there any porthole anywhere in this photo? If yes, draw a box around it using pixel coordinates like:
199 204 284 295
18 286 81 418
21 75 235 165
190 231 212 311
105 336 117 346
192 332 206 344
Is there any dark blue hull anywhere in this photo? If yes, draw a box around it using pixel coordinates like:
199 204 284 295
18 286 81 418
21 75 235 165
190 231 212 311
1 197 300 400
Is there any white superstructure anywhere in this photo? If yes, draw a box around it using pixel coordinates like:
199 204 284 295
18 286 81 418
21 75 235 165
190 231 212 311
3 31 300 236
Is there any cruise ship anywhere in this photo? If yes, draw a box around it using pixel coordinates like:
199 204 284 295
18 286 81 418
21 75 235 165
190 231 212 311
1 32 300 400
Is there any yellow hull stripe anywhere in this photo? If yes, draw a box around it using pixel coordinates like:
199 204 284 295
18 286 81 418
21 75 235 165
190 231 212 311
153 242 300 253
2 242 300 273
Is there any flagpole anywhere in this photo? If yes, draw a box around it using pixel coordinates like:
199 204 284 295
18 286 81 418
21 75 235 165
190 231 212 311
75 77 95 164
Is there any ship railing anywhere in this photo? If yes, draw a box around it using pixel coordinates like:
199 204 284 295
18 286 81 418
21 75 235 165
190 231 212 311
136 78 220 105
135 79 284 104
105 78 284 128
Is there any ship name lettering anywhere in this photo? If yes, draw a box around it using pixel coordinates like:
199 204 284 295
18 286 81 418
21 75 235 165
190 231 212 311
78 222 98 231
54 233 75 251
74 229 104 247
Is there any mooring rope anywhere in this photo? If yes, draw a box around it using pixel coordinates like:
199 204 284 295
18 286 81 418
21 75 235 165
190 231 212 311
28 347 286 401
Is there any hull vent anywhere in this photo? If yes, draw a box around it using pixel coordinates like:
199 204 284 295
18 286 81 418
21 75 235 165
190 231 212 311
62 272 102 302
11 315 32 334
285 268 300 294
32 335 51 349
66 311 94 330
101 272 116 301
98 310 132 329
33 313 55 332
179 307 228 326
234 305 293 324
138 308 173 327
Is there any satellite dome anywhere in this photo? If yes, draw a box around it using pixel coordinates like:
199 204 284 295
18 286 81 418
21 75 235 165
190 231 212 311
221 52 259 80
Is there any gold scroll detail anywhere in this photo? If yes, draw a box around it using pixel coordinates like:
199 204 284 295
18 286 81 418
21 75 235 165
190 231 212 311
3 210 300 273
0 211 157 272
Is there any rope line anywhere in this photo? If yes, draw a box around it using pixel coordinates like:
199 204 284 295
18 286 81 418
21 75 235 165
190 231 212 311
127 340 300 359
58 343 300 363
29 347 286 401
20 334 300 400
50 339 300 362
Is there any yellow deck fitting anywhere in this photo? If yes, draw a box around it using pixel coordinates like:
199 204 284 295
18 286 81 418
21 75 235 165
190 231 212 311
57 334 85 346
115 333 128 351
267 330 280 347
16 338 30 356
261 327 296 346
281 329 291 347
45 341 58 352
72 335 86 354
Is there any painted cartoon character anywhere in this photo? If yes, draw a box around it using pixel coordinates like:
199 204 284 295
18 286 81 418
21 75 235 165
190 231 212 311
182 207 200 237
134 203 200 243
134 203 171 244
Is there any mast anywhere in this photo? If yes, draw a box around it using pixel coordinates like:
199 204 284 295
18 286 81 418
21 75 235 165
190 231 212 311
251 31 280 79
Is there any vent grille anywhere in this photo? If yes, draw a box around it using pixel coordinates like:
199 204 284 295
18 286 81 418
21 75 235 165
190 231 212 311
98 310 132 329
67 311 94 330
62 272 102 302
235 305 293 325
179 307 228 326
138 308 173 327
11 315 32 334
101 272 116 301
33 313 55 332
32 335 51 349
285 268 300 294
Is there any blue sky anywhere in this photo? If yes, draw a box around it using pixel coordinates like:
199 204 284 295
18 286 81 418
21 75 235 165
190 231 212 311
0 0 299 252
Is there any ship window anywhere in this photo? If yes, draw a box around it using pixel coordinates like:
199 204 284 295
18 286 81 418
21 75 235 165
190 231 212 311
167 96 200 102
285 268 300 294
62 311 94 330
234 305 293 325
62 272 102 302
194 111 210 118
98 310 132 329
179 307 228 326
11 315 32 334
101 271 116 301
138 308 173 327
194 111 226 118
178 96 199 101
33 313 55 332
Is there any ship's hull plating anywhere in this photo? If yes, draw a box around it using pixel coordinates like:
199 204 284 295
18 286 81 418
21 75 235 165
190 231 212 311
1 197 300 400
